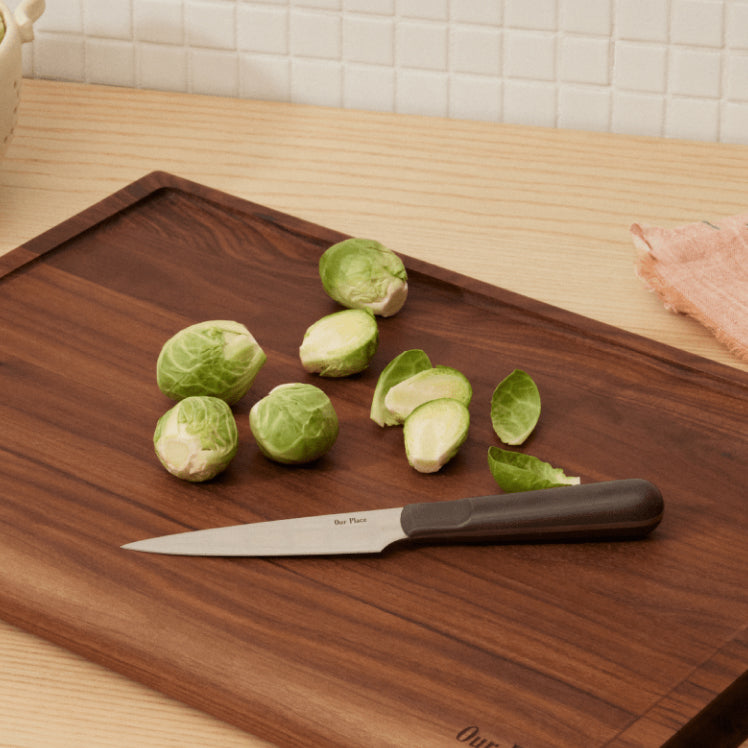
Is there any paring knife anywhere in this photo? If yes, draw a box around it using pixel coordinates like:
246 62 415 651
121 479 663 557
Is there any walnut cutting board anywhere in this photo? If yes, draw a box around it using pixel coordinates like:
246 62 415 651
0 172 746 748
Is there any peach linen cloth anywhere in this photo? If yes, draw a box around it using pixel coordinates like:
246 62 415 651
631 214 748 363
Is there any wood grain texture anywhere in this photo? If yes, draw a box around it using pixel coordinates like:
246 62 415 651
2 80 747 375
0 172 746 747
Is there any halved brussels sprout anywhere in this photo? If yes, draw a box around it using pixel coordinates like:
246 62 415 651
404 398 470 473
319 238 408 317
370 349 432 426
383 365 472 425
153 396 238 482
156 320 266 405
249 383 339 464
299 308 378 377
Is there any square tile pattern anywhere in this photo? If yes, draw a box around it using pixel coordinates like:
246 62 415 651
11 0 748 142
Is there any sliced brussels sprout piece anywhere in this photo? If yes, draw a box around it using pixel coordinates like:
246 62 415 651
490 369 541 445
153 396 238 482
487 446 579 493
404 398 470 473
383 365 472 425
370 348 432 427
319 237 408 317
299 308 379 377
156 320 266 405
249 383 339 464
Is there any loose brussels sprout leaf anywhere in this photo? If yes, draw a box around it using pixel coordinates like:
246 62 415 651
153 396 238 482
157 320 266 405
490 369 541 445
487 446 580 493
370 349 432 426
404 398 470 473
249 383 339 464
299 308 378 377
0 17 5 44
384 365 472 425
319 238 408 317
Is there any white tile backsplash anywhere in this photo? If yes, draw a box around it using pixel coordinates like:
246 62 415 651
613 41 668 93
343 15 394 66
559 36 610 85
615 0 669 43
236 5 288 54
560 0 611 35
669 47 722 98
396 21 448 71
85 39 136 87
504 0 557 31
83 0 132 39
134 0 184 46
450 25 501 76
290 9 341 59
11 0 748 143
503 30 556 81
185 0 236 50
669 0 724 47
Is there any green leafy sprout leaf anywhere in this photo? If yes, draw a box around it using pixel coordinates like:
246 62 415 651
487 446 580 493
490 369 541 445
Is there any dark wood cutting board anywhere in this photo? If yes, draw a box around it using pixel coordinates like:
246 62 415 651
1 172 746 748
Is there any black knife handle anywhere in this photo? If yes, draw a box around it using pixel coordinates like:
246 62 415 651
400 479 663 544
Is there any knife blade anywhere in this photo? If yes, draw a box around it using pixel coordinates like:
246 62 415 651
122 479 663 557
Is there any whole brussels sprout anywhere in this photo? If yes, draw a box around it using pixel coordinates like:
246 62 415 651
154 396 238 482
156 320 266 405
319 238 408 317
249 383 339 464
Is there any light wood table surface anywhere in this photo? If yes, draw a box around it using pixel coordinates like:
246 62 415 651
0 79 746 747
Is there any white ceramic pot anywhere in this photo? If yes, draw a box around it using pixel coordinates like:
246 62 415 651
0 0 45 157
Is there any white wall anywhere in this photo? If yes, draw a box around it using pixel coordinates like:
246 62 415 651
11 0 748 143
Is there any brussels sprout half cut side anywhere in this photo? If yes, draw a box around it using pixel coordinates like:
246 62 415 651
249 383 339 464
153 396 239 482
157 320 266 405
404 398 470 473
319 238 408 317
299 308 378 377
384 365 472 425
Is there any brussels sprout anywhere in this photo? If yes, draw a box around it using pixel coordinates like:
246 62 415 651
249 383 339 464
299 308 378 377
319 238 408 317
153 396 238 482
157 320 266 405
404 398 470 473
370 349 432 426
383 365 472 425
490 369 541 445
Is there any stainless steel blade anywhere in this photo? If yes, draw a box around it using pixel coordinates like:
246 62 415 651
121 506 407 556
